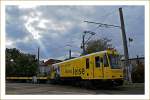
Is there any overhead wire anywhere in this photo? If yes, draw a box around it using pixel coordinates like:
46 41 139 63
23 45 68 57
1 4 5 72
85 8 118 41
88 6 128 40
49 6 128 58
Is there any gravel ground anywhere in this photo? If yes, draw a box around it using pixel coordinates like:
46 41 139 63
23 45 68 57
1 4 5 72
6 82 144 95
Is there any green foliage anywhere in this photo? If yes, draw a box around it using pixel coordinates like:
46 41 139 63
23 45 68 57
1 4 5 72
131 62 144 83
6 48 38 77
85 37 113 54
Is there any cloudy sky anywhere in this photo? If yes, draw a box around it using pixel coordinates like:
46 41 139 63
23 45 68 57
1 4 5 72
5 5 144 60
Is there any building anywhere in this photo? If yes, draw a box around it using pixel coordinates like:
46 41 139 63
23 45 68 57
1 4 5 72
121 56 144 68
38 59 62 76
44 59 62 66
39 60 46 75
121 56 145 76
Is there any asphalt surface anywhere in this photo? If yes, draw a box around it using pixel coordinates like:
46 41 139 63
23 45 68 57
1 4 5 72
6 82 144 95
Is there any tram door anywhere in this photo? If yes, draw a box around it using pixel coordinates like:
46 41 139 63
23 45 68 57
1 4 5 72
85 57 94 79
93 55 104 79
103 53 111 79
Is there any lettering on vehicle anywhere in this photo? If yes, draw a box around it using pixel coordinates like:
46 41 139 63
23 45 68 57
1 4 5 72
73 67 85 75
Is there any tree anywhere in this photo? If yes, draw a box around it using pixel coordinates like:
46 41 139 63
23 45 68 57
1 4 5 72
6 48 38 77
131 62 144 83
84 37 113 55
6 48 20 76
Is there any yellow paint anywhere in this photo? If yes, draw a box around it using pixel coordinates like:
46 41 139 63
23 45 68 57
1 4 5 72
6 77 47 80
50 49 123 80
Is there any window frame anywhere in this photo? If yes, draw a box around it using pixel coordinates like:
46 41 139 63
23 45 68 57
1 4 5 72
95 56 100 68
103 53 109 67
100 57 103 67
86 58 89 69
108 54 121 69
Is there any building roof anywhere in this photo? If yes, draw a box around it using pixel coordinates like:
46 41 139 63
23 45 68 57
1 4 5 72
44 59 62 66
52 50 108 65
121 57 144 61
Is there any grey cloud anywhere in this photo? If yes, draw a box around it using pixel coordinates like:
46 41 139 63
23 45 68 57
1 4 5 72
6 6 30 39
6 5 144 60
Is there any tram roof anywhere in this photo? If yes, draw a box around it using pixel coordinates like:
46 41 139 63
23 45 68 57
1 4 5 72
52 50 108 66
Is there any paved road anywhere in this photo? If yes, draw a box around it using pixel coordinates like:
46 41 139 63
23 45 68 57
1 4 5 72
6 82 144 94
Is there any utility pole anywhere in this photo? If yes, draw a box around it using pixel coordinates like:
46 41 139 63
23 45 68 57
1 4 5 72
37 47 40 74
81 31 96 55
119 8 132 83
83 8 132 83
69 49 71 59
66 44 72 59
82 34 86 55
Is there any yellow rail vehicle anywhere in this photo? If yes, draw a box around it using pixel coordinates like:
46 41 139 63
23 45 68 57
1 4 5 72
49 49 123 86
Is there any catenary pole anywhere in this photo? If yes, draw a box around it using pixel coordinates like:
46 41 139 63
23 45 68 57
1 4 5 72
119 8 132 83
38 47 40 74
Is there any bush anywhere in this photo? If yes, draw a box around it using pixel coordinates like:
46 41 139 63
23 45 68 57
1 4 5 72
131 62 144 83
6 48 38 77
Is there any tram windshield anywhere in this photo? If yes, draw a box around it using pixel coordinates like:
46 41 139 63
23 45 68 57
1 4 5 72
108 54 121 69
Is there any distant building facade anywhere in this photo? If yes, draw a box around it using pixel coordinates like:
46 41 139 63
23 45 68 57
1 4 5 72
121 56 144 69
44 59 62 66
121 56 144 80
38 59 61 76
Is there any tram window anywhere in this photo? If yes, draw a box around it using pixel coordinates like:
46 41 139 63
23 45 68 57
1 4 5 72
86 58 89 69
100 58 103 66
95 56 100 67
103 54 108 67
